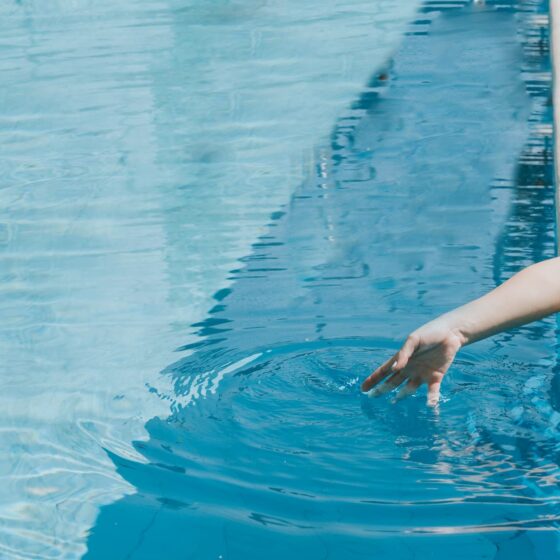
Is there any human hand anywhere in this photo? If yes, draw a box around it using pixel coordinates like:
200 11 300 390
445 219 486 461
361 321 464 406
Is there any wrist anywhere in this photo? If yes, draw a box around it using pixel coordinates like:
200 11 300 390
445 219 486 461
410 318 465 355
431 313 472 347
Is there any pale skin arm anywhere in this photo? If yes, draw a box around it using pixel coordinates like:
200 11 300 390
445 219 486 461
361 256 560 406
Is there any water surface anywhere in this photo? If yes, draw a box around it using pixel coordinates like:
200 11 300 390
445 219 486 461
85 1 560 559
0 0 417 557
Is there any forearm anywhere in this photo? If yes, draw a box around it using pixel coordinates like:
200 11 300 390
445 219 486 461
435 257 560 346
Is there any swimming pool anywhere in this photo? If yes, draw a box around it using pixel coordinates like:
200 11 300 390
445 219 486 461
2 0 559 558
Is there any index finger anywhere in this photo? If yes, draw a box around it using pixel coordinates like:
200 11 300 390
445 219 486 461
361 353 398 392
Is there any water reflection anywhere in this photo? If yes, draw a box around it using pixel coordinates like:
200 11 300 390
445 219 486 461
84 1 559 559
0 0 416 557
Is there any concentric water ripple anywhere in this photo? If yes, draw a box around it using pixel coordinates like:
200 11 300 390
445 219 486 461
93 342 560 558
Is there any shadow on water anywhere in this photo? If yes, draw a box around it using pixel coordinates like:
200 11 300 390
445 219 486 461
85 1 560 558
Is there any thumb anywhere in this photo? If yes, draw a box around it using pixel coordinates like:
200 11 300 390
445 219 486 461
393 334 419 371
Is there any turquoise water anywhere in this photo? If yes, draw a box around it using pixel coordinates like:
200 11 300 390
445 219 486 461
2 0 559 559
0 0 416 556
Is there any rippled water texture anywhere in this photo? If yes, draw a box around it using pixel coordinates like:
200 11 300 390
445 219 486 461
0 0 417 557
2 0 559 558
83 1 559 559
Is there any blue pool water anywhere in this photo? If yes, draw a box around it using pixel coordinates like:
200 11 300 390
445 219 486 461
83 1 560 558
2 0 560 559
0 0 415 556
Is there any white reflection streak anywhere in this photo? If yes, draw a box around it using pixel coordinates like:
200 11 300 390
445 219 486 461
209 353 263 395
407 515 560 535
